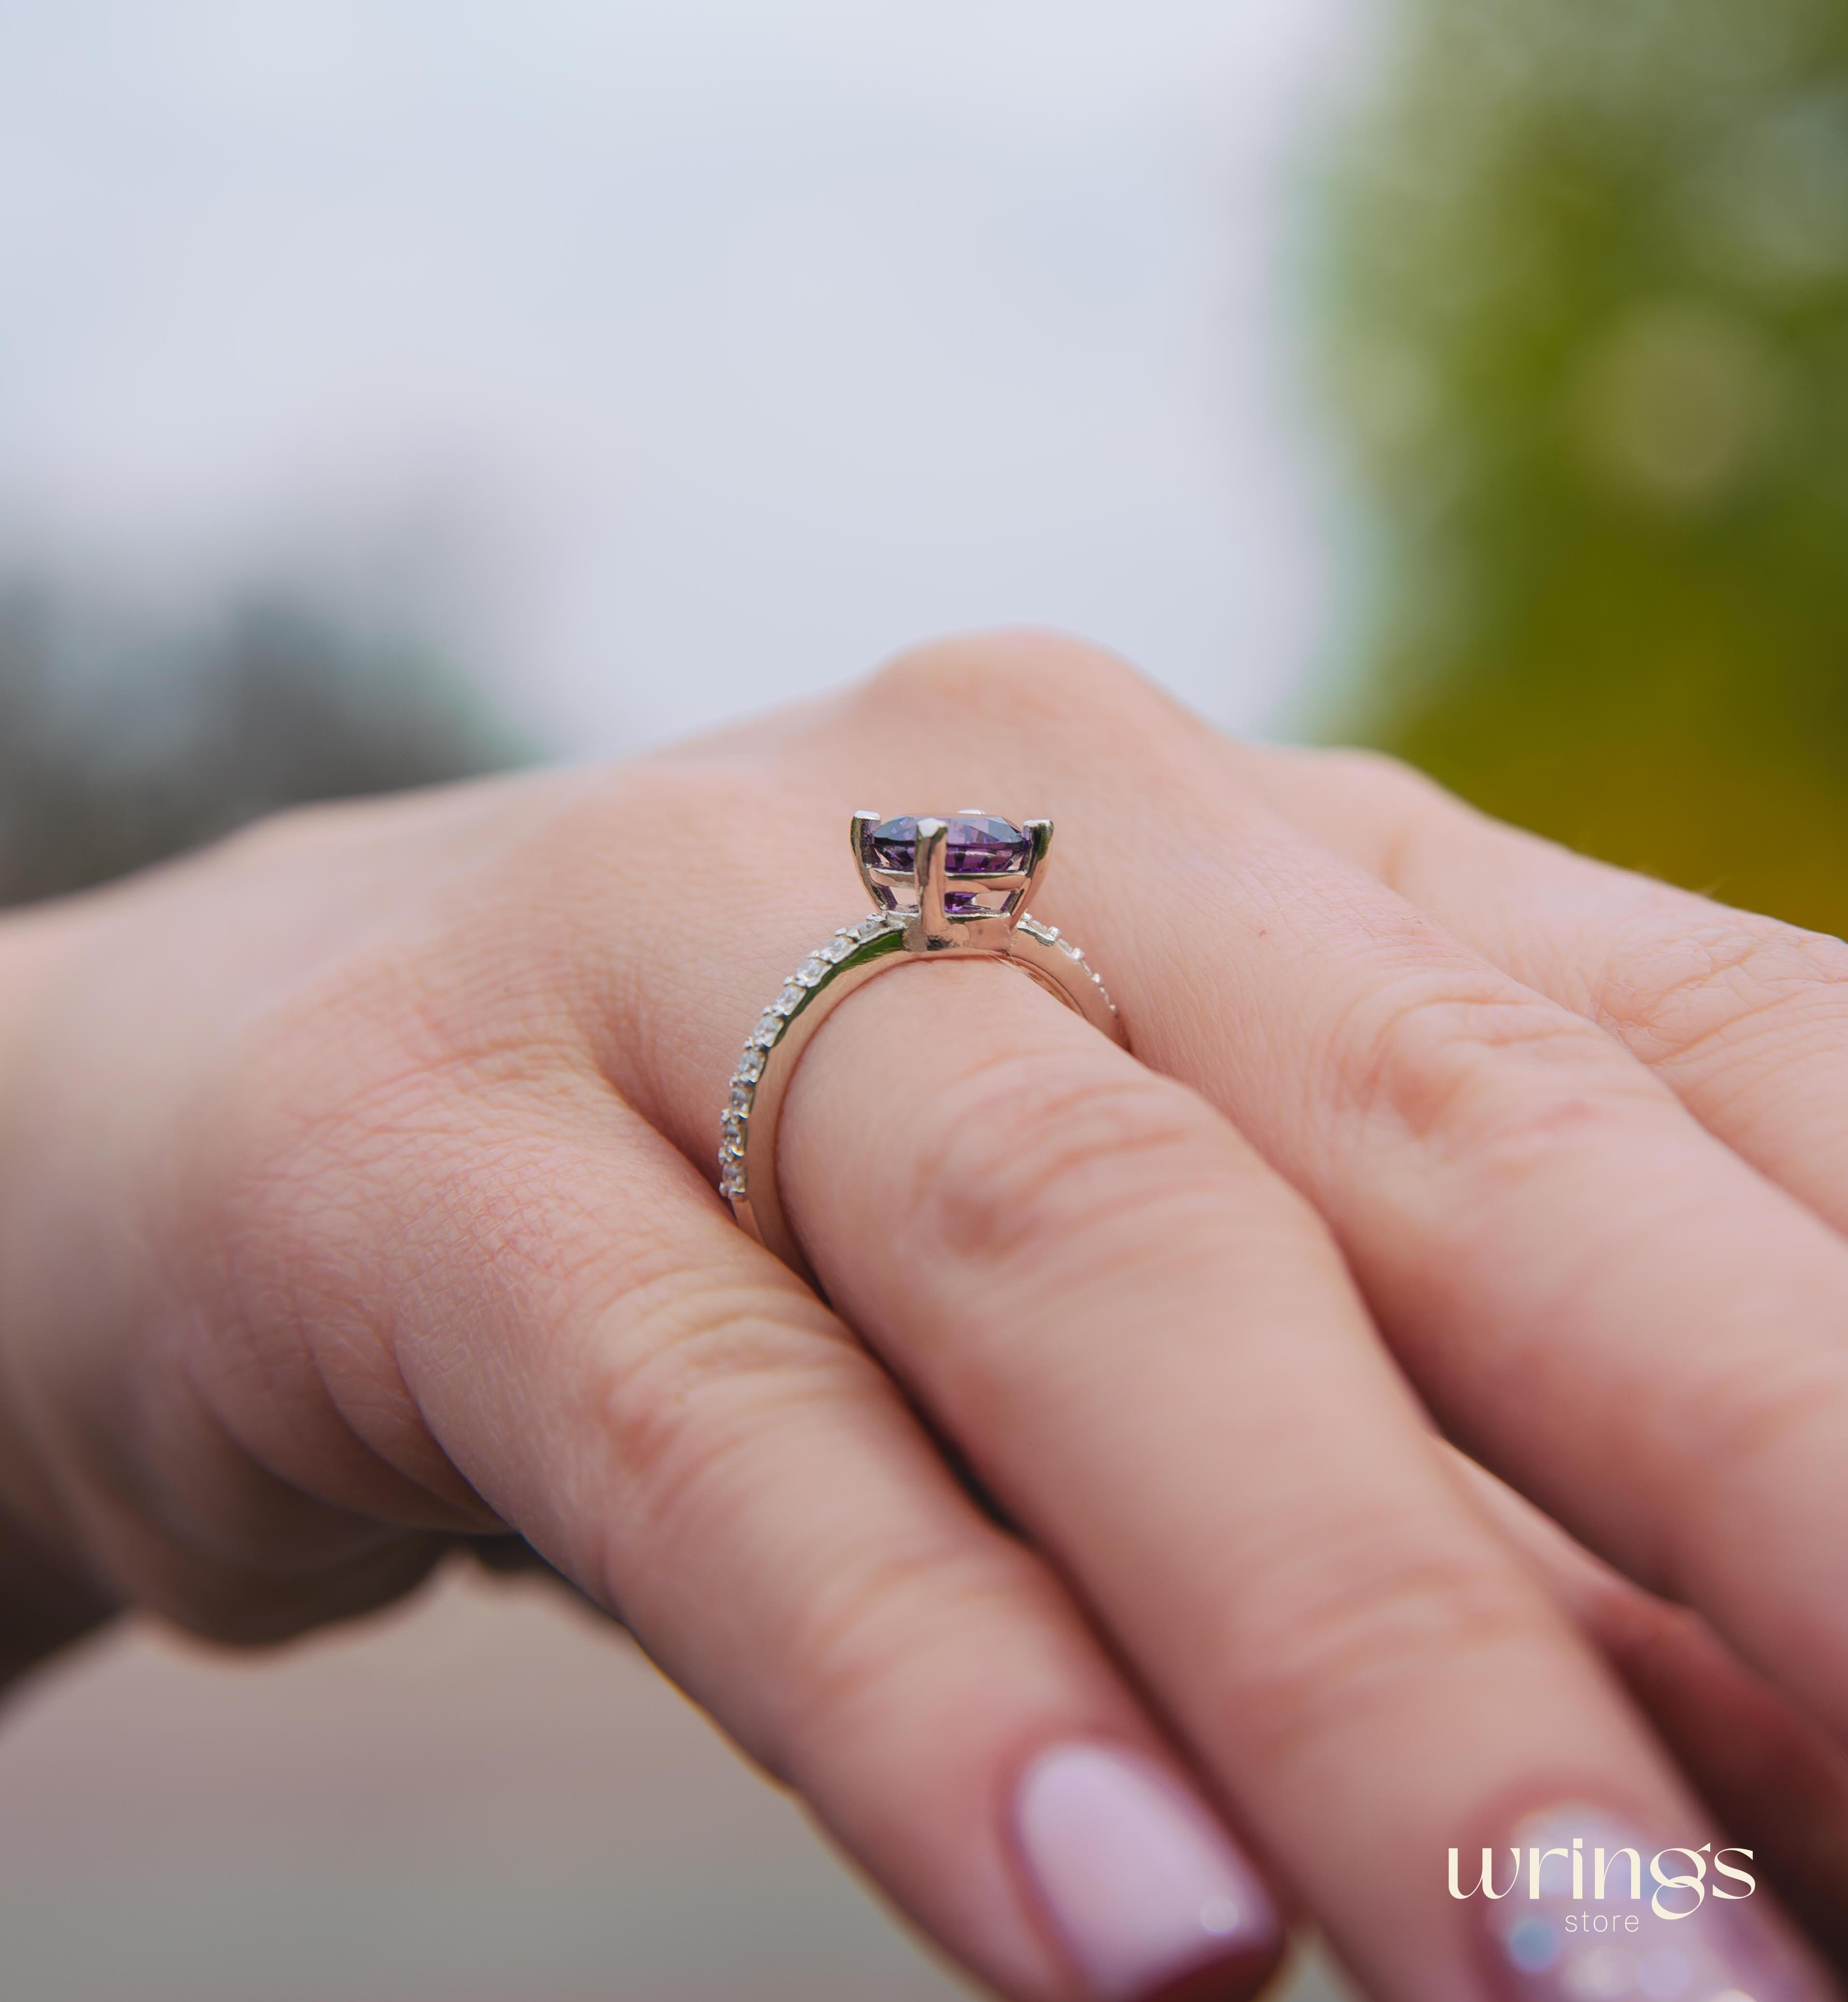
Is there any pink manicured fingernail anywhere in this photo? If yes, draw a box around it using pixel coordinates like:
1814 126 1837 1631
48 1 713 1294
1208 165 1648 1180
1476 1803 1831 2002
1013 1742 1283 2002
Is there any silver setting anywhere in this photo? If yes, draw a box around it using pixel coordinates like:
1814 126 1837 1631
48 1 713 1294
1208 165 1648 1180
720 811 1126 1281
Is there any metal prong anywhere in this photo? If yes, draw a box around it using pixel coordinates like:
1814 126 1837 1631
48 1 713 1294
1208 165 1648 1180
1011 818 1054 922
850 810 882 908
913 817 952 949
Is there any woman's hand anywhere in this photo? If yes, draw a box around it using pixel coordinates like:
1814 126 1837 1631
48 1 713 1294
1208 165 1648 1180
2 633 1846 2002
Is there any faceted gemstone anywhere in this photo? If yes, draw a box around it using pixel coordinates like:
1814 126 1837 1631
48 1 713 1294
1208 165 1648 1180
867 815 1031 911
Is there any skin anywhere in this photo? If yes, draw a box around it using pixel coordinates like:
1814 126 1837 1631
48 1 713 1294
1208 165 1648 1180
2 631 1847 2000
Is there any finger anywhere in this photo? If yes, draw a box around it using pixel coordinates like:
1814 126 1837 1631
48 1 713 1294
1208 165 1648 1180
768 957 1827 2002
1454 1449 1848 1967
208 1077 1287 2002
0 1226 460 1648
556 683 1833 1989
762 639 1848 1760
1220 741 1848 1234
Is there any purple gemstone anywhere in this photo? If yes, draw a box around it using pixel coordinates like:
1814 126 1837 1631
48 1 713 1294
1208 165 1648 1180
868 814 1030 874
869 812 1025 917
867 814 1031 911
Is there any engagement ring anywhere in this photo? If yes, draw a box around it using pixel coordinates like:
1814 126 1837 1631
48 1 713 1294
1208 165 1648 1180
719 812 1127 1280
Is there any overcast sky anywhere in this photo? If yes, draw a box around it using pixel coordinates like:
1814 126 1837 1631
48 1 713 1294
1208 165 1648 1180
0 1 1361 753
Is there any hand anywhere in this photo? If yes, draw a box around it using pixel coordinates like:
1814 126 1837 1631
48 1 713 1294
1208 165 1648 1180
2 633 1845 2002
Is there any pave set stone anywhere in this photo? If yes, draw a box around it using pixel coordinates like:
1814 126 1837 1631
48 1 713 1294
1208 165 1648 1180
718 911 900 1202
1015 914 1119 1017
719 908 1118 1205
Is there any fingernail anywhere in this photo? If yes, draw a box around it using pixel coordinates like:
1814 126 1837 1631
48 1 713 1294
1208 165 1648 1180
1013 1741 1284 2002
1476 1802 1831 2002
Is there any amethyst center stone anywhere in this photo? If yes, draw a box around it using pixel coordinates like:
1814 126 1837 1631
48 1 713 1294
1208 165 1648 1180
866 814 1031 912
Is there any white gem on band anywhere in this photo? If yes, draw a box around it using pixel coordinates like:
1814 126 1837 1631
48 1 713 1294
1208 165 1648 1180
717 912 905 1200
716 906 1118 1202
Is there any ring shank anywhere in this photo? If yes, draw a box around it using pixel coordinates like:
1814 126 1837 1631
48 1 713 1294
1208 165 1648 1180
728 916 1126 1286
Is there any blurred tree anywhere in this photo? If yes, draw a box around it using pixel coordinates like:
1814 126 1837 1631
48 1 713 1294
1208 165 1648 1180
1314 0 1848 933
0 580 528 907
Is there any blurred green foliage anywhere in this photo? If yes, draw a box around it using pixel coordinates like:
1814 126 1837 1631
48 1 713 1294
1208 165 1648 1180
1315 0 1848 933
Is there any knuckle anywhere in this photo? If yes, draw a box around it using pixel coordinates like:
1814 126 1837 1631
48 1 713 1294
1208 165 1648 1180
200 953 588 1257
860 629 1171 742
1600 915 1848 1074
573 1267 1054 1778
770 1538 1042 1763
1308 744 1439 806
583 1273 851 1554
1223 1534 1555 1765
1308 748 1454 873
190 1033 452 1311
909 1047 1234 1283
1330 965 1657 1174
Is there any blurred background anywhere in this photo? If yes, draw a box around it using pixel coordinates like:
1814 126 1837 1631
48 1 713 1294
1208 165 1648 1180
1314 0 1848 935
2 0 1845 1996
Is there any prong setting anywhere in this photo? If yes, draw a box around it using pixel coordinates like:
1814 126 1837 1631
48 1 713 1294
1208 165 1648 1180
722 815 1120 1281
853 809 1052 948
850 810 882 907
1014 818 1054 922
912 817 952 949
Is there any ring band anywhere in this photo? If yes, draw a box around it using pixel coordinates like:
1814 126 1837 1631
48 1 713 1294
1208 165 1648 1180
719 810 1128 1280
